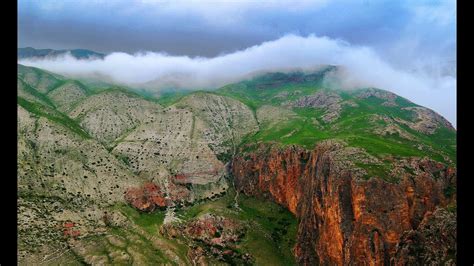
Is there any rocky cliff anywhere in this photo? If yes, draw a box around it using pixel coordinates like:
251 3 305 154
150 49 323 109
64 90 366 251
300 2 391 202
18 65 457 264
232 141 456 265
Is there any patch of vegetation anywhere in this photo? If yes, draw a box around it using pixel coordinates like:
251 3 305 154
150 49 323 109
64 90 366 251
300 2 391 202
115 154 131 167
18 64 65 92
443 184 456 198
156 89 197 107
355 161 398 183
174 188 298 265
18 77 56 107
18 97 90 139
114 204 166 235
216 71 456 173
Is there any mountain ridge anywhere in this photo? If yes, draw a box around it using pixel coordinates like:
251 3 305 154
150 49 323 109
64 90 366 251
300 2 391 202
17 64 456 265
18 47 106 60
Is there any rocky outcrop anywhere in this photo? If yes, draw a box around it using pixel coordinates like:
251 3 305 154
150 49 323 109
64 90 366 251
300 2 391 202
232 141 456 265
124 176 196 211
290 91 342 122
161 214 252 264
111 103 229 201
17 65 457 264
124 182 170 211
394 207 456 265
356 88 398 107
176 92 259 159
397 107 455 134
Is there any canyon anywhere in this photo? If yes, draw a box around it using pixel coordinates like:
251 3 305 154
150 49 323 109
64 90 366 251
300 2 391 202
17 64 456 265
232 141 456 265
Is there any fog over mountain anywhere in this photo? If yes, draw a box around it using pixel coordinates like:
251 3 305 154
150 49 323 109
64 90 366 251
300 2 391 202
19 34 456 126
18 0 456 125
17 1 457 264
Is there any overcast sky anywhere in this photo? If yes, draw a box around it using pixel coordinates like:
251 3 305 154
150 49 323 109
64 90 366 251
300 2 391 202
18 0 456 125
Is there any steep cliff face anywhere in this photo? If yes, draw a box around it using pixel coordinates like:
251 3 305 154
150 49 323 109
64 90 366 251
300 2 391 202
18 65 457 264
232 141 456 265
394 207 456 265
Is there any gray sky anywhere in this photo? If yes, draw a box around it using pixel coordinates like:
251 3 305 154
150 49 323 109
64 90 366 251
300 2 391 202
18 0 456 125
19 0 455 59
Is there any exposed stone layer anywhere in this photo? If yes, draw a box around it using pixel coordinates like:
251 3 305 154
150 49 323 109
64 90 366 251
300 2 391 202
161 214 251 264
394 207 456 265
290 91 342 122
397 107 455 134
356 88 398 107
124 182 170 211
176 92 259 158
232 141 456 265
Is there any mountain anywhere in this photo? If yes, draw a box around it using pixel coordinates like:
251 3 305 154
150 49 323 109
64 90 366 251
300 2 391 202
18 47 106 60
17 64 456 265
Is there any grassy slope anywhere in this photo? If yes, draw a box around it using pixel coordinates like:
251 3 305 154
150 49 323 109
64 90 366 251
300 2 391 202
177 189 297 265
18 97 91 139
110 189 297 265
18 78 57 108
214 72 456 166
18 64 67 93
19 65 455 166
17 66 296 264
18 65 456 263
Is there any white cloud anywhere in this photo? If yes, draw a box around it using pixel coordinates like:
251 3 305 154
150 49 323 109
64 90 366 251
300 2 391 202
410 0 456 26
18 34 456 126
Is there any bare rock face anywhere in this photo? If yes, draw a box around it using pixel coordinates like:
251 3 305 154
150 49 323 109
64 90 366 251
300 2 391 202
124 182 170 211
357 88 398 107
112 104 229 202
368 115 417 141
161 214 251 264
232 141 456 265
114 92 256 205
374 124 416 140
397 107 455 134
124 176 197 211
290 91 342 122
394 207 456 265
176 93 259 159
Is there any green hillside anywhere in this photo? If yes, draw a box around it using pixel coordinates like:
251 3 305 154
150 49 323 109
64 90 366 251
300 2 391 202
17 64 456 264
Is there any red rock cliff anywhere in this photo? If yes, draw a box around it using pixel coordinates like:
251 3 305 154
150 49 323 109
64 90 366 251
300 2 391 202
231 141 456 265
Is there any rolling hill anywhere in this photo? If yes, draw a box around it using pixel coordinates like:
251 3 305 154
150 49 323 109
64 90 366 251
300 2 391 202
17 64 456 265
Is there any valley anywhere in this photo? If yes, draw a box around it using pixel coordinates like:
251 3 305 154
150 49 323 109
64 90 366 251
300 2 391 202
17 64 456 265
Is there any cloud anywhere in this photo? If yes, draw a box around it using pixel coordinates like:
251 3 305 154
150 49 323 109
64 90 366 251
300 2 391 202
18 34 456 126
19 0 455 59
410 0 456 26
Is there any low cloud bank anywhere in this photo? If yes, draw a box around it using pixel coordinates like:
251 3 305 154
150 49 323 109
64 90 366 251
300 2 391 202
18 34 456 126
